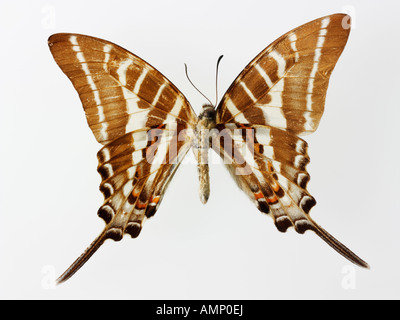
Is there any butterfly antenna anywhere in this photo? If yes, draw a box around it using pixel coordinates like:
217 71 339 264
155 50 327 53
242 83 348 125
215 55 223 106
184 63 213 106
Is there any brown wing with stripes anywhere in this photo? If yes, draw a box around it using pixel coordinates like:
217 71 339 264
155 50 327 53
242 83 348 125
213 124 314 226
216 14 349 135
49 33 197 144
48 34 196 283
214 15 368 268
213 124 368 268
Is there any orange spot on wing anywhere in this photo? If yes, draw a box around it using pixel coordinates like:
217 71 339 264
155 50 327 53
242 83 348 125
254 191 264 200
132 189 141 197
150 195 160 204
271 181 280 192
267 195 278 204
136 200 147 209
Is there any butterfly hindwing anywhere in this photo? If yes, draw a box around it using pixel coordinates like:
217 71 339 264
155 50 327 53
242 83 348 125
213 124 314 230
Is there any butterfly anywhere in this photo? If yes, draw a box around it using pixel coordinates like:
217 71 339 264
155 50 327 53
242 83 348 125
48 13 368 284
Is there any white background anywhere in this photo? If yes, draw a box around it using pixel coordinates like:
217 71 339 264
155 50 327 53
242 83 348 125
0 0 399 299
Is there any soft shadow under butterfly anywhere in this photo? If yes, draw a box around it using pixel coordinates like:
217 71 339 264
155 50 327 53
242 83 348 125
48 13 369 284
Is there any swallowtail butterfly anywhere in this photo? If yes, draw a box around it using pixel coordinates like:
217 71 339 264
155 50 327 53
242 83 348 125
48 13 368 283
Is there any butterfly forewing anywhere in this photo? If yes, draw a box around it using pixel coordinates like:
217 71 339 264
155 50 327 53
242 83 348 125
216 14 350 135
48 33 197 144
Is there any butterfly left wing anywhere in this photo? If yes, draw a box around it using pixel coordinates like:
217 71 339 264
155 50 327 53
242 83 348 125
214 14 369 268
48 34 196 283
57 125 192 283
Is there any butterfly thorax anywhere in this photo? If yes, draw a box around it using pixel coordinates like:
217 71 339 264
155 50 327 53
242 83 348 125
193 104 217 204
198 104 217 127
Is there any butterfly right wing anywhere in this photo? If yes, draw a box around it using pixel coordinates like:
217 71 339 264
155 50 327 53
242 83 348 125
213 14 351 235
212 15 368 268
216 14 350 136
212 124 369 268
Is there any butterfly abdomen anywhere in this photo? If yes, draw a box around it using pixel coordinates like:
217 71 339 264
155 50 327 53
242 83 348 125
192 105 217 204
